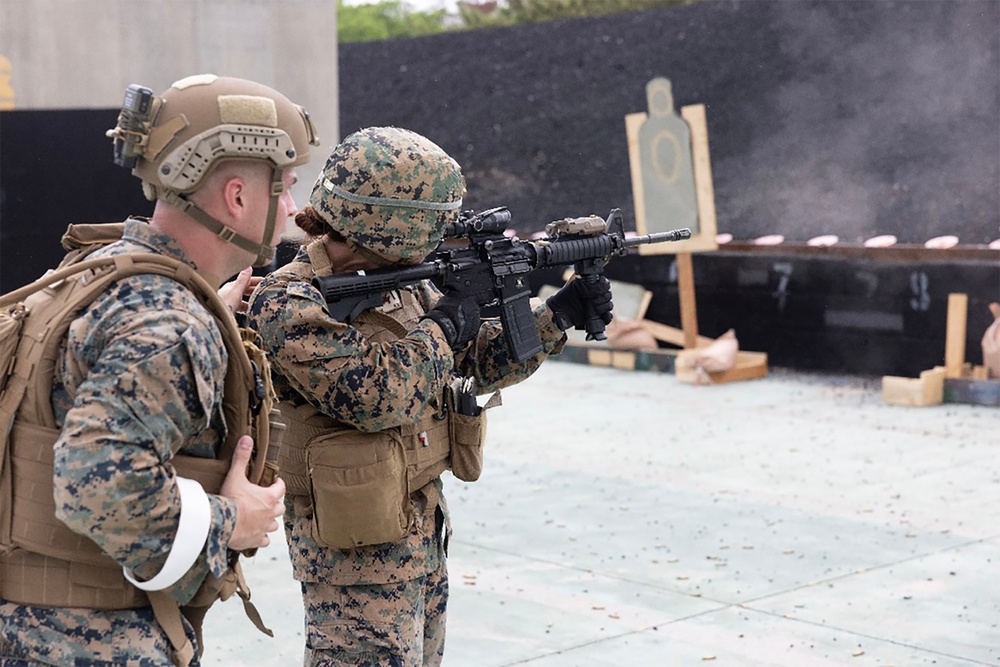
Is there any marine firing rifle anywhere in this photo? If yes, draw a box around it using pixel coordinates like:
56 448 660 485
312 207 691 362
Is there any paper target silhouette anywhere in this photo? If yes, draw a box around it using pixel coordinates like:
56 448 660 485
626 77 718 254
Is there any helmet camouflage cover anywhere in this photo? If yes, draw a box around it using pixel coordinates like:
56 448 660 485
311 126 466 265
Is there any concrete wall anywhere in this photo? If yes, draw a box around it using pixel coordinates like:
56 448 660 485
0 0 341 202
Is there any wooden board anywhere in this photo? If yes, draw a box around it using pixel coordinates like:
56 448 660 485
944 293 968 378
674 350 768 385
638 319 714 348
676 251 698 348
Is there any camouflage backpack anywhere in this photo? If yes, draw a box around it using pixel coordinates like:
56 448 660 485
0 222 279 666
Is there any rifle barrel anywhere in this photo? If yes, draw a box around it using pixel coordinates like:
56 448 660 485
624 228 693 247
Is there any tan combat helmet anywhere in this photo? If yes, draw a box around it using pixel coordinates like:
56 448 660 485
107 74 320 266
310 126 465 266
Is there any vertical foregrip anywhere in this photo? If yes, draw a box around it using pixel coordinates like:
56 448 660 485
579 271 608 341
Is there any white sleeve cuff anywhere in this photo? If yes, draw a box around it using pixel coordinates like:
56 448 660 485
123 476 212 591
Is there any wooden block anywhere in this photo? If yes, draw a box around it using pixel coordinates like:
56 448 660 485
587 349 613 367
921 367 946 401
638 320 714 348
611 351 637 370
675 351 768 385
944 293 968 378
882 367 945 406
580 345 648 371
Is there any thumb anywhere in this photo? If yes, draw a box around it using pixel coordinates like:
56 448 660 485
226 435 254 482
234 267 253 290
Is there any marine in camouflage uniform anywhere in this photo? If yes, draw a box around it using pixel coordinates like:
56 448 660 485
0 74 318 666
247 127 613 666
0 220 237 665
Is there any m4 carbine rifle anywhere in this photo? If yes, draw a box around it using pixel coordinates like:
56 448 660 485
312 207 691 362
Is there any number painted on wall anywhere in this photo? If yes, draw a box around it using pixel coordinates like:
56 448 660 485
909 271 931 312
772 262 793 312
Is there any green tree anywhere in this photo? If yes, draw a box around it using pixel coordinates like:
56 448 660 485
338 0 447 43
338 0 700 43
460 0 695 29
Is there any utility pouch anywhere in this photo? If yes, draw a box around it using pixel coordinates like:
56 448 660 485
307 429 412 549
447 379 500 483
448 413 485 483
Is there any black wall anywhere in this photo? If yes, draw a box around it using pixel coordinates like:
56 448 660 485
339 0 999 245
0 109 153 291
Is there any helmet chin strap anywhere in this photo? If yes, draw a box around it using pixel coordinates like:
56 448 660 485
157 166 286 268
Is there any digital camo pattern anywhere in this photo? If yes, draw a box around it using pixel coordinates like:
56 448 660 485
0 606 175 666
249 247 566 439
0 218 238 666
246 247 566 663
310 127 466 266
299 555 449 667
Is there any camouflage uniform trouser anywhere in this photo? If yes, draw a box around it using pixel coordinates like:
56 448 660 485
0 601 190 666
301 558 449 667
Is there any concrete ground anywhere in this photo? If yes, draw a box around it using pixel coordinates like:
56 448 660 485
202 361 999 666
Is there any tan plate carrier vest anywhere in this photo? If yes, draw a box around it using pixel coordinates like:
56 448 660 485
269 251 492 550
0 223 280 667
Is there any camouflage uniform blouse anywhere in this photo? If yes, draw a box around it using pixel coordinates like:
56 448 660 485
0 218 237 665
248 245 566 585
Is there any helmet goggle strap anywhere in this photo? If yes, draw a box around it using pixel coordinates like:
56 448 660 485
157 171 282 268
260 166 286 267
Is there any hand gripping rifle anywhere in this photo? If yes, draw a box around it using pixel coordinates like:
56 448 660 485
312 207 691 362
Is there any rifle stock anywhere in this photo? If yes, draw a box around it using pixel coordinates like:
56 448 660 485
312 207 690 362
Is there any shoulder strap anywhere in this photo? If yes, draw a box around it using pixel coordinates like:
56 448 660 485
3 254 259 455
1 252 268 513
